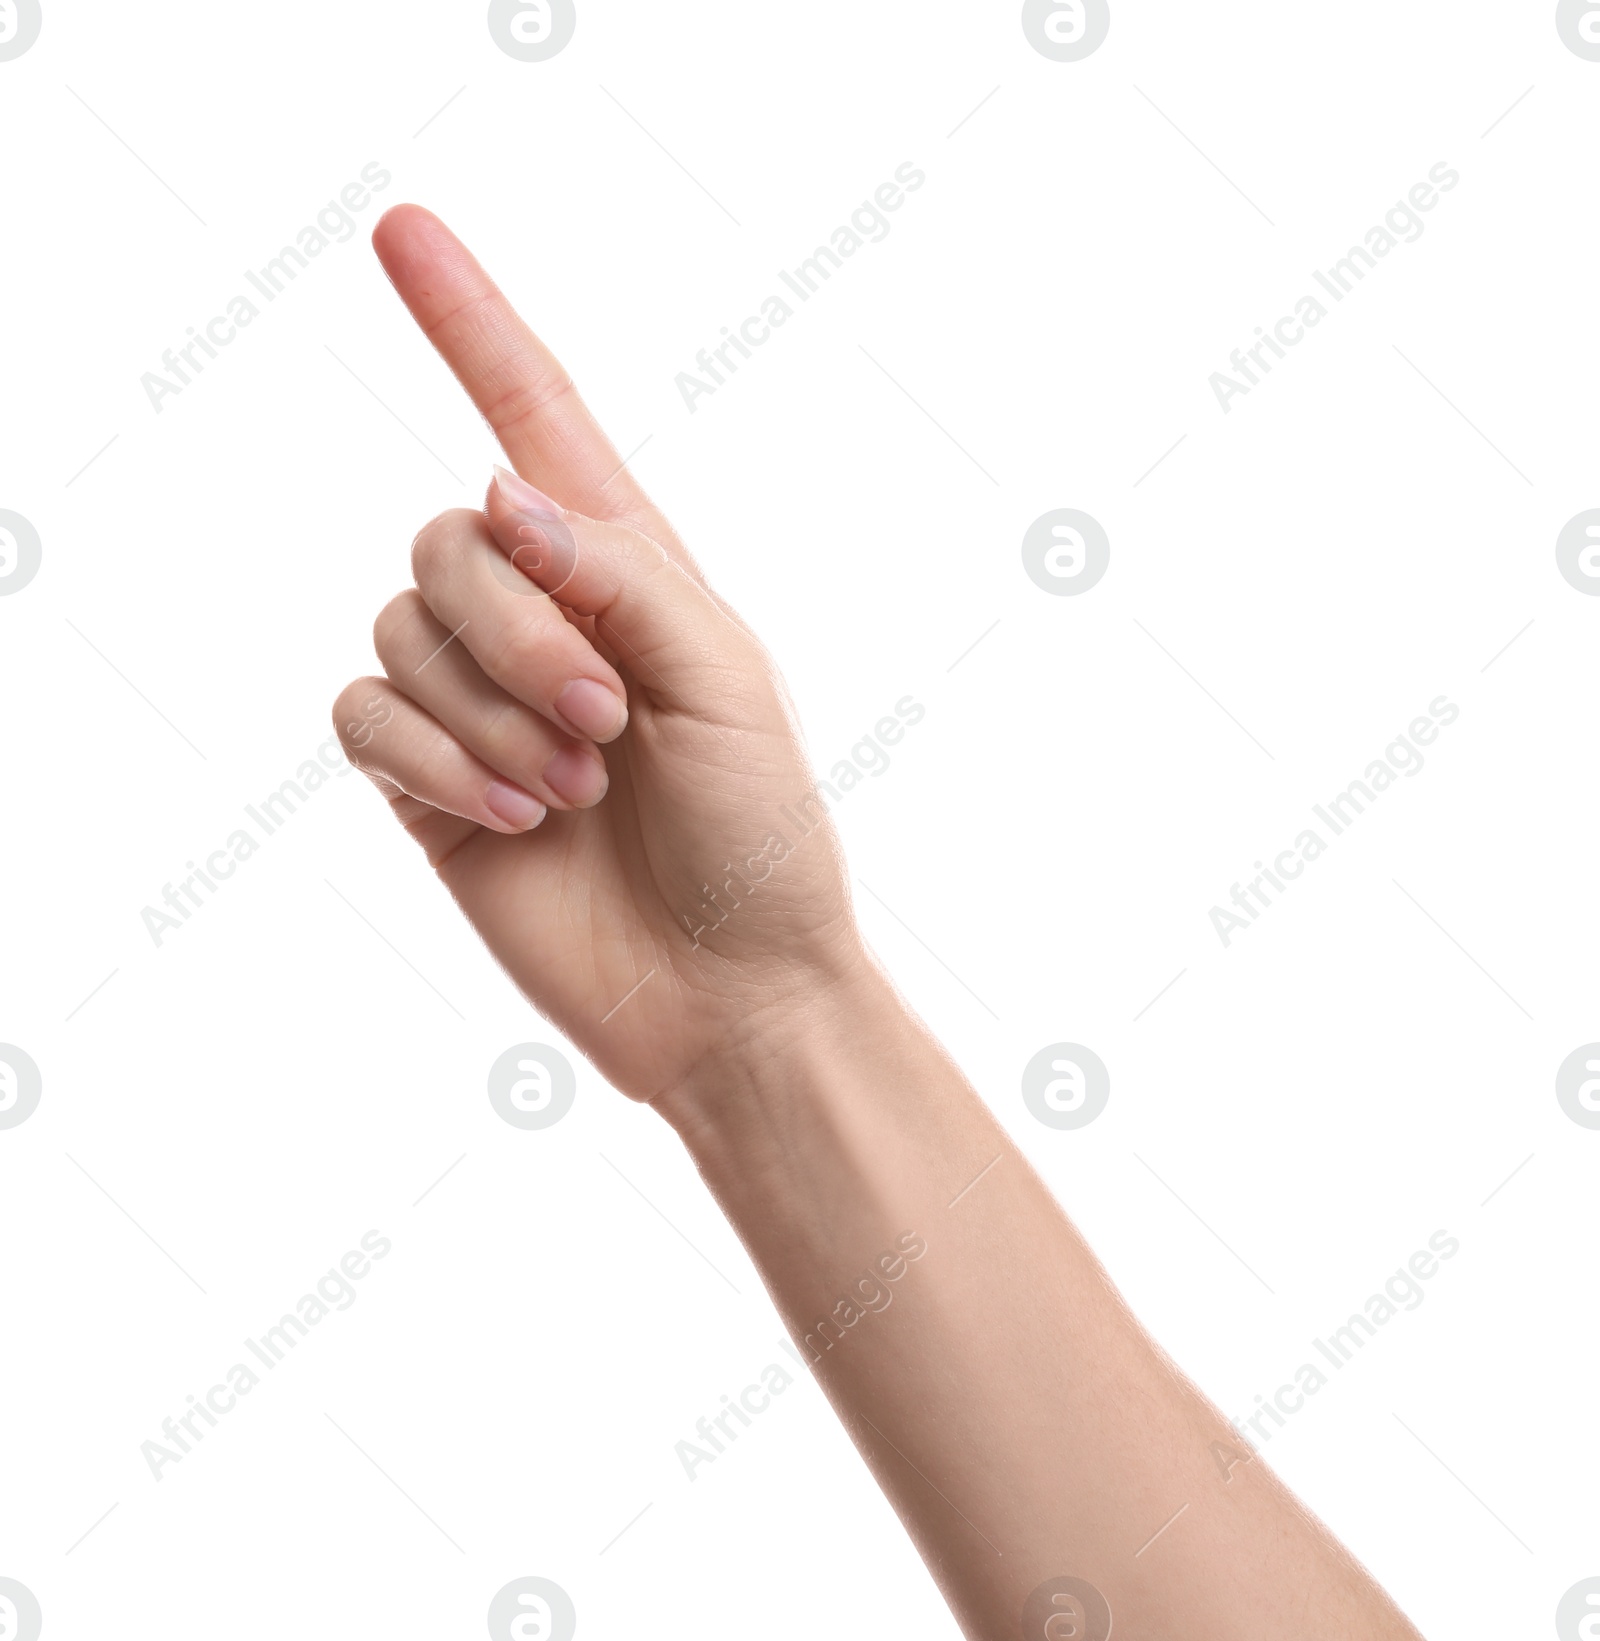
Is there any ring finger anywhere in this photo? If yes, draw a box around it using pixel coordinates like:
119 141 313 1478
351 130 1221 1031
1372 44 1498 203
335 677 548 834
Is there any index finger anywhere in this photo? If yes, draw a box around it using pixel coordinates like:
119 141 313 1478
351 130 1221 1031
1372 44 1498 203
371 203 682 553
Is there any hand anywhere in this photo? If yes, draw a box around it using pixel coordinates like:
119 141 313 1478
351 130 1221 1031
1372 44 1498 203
334 206 863 1102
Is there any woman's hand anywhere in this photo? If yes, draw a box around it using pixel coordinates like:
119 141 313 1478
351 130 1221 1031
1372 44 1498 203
334 206 1428 1641
333 205 861 1102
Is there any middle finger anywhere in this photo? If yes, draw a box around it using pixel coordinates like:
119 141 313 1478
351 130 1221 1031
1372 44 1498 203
374 588 609 810
410 506 630 744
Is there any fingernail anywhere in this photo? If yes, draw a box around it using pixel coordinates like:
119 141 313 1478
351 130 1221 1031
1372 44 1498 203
492 464 562 520
543 744 609 807
485 779 547 831
556 677 628 742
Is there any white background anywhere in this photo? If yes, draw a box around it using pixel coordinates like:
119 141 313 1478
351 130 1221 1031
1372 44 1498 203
1 2 1595 1637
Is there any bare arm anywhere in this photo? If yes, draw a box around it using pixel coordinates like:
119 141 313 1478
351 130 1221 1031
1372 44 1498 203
335 204 1424 1641
656 969 1420 1639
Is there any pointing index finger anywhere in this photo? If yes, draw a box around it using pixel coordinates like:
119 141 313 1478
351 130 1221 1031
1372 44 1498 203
371 203 674 546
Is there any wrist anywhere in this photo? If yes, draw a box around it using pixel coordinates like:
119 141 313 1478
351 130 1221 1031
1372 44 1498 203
651 946 989 1304
650 950 911 1150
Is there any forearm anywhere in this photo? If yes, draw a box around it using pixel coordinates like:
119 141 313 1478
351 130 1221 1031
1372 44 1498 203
656 960 1422 1641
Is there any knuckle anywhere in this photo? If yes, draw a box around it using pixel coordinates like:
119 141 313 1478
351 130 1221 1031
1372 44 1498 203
475 696 528 765
372 589 427 661
332 677 395 758
414 723 464 789
409 508 483 585
330 684 362 741
482 614 549 689
627 523 673 571
481 370 577 433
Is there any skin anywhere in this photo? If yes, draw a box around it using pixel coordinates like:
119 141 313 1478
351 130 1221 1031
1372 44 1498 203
336 204 1427 1641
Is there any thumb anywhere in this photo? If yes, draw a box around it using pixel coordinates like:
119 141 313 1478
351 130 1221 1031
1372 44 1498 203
485 466 753 719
